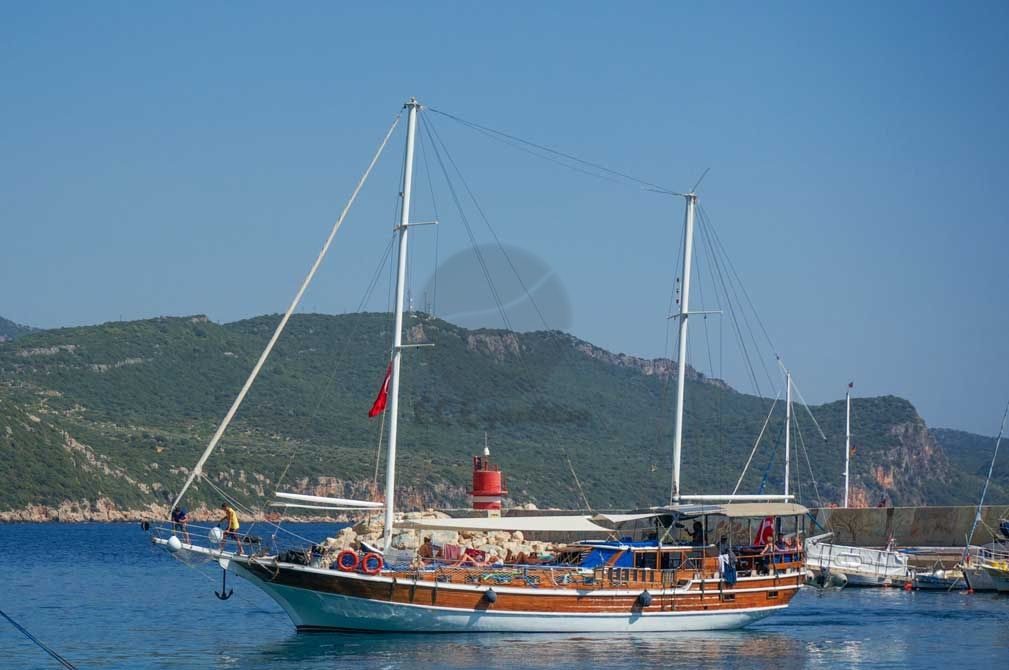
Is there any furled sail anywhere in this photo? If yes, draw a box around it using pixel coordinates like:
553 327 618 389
273 492 384 509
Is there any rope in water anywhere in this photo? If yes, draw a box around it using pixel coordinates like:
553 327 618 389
0 609 78 669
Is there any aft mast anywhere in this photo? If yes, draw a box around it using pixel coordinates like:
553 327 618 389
671 193 697 502
784 369 791 498
382 98 420 553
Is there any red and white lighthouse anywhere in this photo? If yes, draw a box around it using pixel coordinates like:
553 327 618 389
470 442 507 516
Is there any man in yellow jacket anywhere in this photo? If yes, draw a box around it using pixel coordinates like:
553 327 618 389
219 502 245 555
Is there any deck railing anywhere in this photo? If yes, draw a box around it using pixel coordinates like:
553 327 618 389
150 523 803 590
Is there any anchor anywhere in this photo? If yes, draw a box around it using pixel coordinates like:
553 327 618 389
215 568 234 600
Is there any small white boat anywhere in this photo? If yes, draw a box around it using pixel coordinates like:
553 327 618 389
982 562 1009 592
912 567 966 591
804 533 910 587
960 403 1009 591
959 542 1009 592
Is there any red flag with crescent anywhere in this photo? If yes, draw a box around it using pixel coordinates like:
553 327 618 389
368 364 392 418
755 516 775 545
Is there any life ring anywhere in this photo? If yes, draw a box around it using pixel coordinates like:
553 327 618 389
336 550 359 572
360 552 383 575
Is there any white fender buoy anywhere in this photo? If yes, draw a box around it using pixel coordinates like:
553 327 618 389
167 535 183 553
209 527 223 544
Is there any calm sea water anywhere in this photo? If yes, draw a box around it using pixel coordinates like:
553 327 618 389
1 522 1007 669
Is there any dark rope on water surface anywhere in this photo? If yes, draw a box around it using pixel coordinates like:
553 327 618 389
0 608 78 669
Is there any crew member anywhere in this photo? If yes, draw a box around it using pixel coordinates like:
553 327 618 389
219 502 244 555
691 521 704 546
171 505 190 543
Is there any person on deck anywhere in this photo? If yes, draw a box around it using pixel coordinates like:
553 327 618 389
758 534 775 574
691 521 705 546
417 536 436 562
171 506 190 543
219 503 244 555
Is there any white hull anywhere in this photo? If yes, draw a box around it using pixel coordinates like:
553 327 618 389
804 534 910 587
233 563 781 632
807 565 899 587
962 566 998 591
962 544 1009 591
983 567 1009 593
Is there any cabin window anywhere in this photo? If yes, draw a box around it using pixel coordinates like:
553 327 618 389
661 552 685 570
767 590 779 599
635 553 657 570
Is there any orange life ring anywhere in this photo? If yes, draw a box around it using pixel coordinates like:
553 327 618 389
360 552 384 575
336 549 359 572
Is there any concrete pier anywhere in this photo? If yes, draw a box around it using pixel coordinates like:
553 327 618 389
810 505 1009 547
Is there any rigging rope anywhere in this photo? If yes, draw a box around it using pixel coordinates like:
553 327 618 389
776 360 829 442
427 107 670 193
695 212 762 395
425 115 551 330
422 112 599 508
965 399 1009 549
697 207 773 394
199 472 320 549
247 231 398 541
732 388 783 495
0 609 78 669
757 419 787 495
418 121 442 316
170 112 403 513
421 116 515 331
793 407 823 505
698 204 779 359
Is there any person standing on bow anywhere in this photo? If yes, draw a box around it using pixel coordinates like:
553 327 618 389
219 502 245 555
171 505 190 543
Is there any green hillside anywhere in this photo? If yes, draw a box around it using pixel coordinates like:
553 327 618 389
0 312 994 516
0 316 36 341
931 427 1009 503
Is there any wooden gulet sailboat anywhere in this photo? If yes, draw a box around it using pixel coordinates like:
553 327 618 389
148 98 808 632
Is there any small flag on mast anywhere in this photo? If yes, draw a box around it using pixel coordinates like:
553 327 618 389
368 364 392 418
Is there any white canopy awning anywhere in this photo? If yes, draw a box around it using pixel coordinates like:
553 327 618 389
593 513 668 525
398 515 612 533
274 492 384 509
593 502 809 523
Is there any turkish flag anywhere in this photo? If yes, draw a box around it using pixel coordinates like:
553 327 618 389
368 364 392 418
755 516 775 545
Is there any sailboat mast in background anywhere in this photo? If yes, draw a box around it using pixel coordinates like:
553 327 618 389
845 382 853 508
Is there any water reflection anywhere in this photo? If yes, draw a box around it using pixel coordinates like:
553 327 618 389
248 629 805 670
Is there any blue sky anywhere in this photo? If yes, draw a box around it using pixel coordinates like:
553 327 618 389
2 2 1008 435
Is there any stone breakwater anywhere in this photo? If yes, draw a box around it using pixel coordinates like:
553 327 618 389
315 510 564 565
